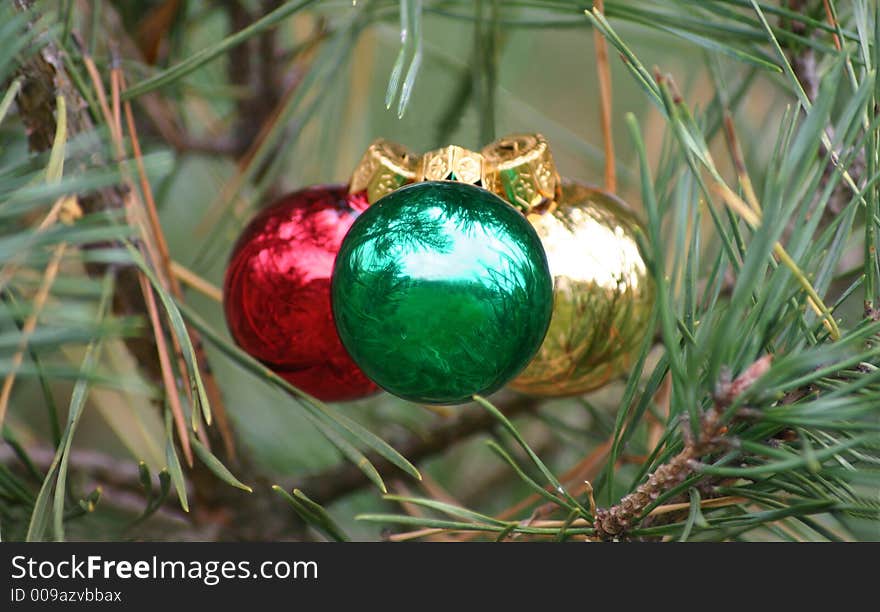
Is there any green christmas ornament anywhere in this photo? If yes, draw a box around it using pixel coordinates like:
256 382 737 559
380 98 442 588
331 181 553 404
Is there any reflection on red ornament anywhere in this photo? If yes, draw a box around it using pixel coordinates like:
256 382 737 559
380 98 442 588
223 185 378 402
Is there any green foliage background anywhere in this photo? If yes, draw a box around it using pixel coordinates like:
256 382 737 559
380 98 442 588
1 0 879 541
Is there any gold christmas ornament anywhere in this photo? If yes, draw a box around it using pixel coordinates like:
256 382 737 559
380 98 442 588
349 138 418 204
510 181 654 395
482 134 654 397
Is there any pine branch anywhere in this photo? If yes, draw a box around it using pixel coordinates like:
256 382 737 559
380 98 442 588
1 395 546 535
11 1 263 537
593 356 772 541
293 394 544 506
785 0 865 217
13 0 155 375
6 0 876 543
223 0 285 158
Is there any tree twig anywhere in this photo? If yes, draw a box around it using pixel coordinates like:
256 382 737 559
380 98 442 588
592 0 616 193
592 356 772 540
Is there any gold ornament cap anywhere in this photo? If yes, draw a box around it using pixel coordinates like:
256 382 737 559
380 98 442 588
417 145 486 186
349 138 418 204
481 133 561 213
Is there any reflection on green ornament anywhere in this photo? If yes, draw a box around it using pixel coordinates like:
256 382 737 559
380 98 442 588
331 181 553 405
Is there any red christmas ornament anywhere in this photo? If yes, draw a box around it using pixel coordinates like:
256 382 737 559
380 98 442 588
223 185 378 402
